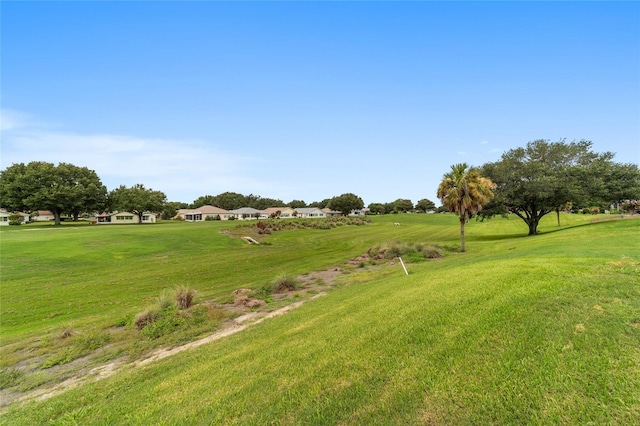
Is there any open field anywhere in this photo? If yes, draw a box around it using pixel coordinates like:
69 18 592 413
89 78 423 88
1 213 639 424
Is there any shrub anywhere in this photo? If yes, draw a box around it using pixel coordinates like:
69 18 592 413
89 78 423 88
369 241 445 261
255 283 274 300
272 274 300 293
421 245 443 259
8 214 24 226
174 286 196 309
134 309 160 330
59 326 76 339
155 291 175 311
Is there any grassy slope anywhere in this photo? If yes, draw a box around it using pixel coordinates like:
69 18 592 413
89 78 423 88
1 215 639 424
0 215 455 343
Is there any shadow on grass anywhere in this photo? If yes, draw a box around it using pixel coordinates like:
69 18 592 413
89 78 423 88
469 233 530 242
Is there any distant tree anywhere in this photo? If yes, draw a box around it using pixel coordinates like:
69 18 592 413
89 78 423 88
162 201 188 220
480 139 640 235
109 184 166 223
210 192 247 210
251 196 284 210
393 199 414 213
437 163 495 252
287 199 307 208
379 202 393 214
309 198 332 209
368 203 386 215
191 195 215 208
59 163 109 220
327 193 364 216
0 161 107 225
415 198 436 213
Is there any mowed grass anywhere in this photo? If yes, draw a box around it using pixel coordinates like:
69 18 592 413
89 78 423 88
1 214 639 424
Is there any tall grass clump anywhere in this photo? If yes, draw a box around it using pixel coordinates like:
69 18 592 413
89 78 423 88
368 241 444 260
174 286 196 309
272 273 300 293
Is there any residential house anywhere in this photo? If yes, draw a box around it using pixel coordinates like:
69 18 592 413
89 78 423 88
33 210 55 221
264 207 297 218
230 207 268 220
176 205 234 221
349 209 370 216
0 210 30 225
96 212 157 224
321 208 342 217
16 212 31 223
295 208 326 218
0 210 9 226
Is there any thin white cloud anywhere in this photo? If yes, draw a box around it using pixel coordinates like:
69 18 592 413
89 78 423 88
457 151 468 156
480 140 489 145
1 115 272 202
0 109 31 131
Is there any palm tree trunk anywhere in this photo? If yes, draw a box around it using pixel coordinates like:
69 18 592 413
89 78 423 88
460 217 466 252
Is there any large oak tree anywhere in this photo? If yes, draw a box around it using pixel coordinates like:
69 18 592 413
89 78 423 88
480 139 640 235
0 161 107 225
109 184 166 223
327 193 364 216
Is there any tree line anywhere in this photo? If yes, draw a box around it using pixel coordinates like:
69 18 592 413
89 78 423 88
1 139 638 231
0 162 434 224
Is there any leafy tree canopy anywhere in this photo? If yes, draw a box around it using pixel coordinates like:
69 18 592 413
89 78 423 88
393 199 414 212
437 163 495 252
109 184 166 223
480 139 640 235
0 161 107 225
161 201 189 220
308 198 332 209
327 193 364 216
287 199 307 208
415 198 436 212
190 193 284 210
368 203 386 215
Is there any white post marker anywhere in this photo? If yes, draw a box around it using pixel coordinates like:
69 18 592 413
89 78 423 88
398 257 409 275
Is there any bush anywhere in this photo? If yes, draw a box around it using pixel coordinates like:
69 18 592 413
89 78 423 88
368 241 445 261
155 291 175 311
174 286 196 309
8 214 24 226
134 309 160 330
59 326 76 339
272 274 300 293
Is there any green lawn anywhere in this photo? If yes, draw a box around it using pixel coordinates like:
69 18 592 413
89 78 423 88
1 214 639 424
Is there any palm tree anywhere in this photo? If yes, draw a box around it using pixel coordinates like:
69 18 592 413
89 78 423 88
437 163 496 252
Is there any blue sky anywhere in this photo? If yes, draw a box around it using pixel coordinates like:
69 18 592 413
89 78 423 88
2 2 639 206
